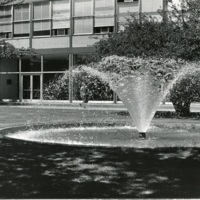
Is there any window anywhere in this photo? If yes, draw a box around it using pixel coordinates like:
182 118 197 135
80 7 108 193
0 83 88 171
14 22 29 37
14 4 29 21
33 21 50 36
74 0 93 16
73 0 93 34
53 28 69 36
94 26 113 34
118 0 138 2
43 54 69 71
118 0 138 30
0 6 12 38
33 2 50 36
95 0 114 16
94 0 114 29
0 24 12 38
34 2 50 19
13 4 30 37
52 0 70 36
95 16 114 27
74 17 93 34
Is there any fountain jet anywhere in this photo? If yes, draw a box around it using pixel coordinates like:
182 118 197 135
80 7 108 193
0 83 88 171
82 56 195 139
111 75 163 138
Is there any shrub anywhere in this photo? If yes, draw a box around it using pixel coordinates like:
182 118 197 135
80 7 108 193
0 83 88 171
43 68 113 101
170 69 200 117
43 73 69 100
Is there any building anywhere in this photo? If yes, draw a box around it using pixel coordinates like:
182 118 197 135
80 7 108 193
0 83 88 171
0 0 165 103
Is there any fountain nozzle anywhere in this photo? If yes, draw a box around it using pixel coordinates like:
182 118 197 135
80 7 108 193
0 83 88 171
139 132 146 139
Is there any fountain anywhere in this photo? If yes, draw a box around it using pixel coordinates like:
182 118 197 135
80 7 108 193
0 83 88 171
110 75 163 139
82 55 192 139
3 55 200 147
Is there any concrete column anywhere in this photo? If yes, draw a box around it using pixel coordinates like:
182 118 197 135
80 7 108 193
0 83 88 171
113 0 118 104
11 5 14 39
40 55 44 101
30 75 33 100
29 3 33 48
69 0 73 103
162 0 168 22
69 54 73 103
0 59 2 101
139 0 142 24
19 57 22 102
114 0 118 33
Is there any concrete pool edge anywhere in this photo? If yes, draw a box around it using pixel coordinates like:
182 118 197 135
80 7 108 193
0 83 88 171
1 122 200 149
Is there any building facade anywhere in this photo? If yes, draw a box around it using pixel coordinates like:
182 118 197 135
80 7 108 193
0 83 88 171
0 0 165 102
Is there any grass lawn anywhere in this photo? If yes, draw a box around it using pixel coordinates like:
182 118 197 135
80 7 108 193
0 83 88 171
0 105 200 198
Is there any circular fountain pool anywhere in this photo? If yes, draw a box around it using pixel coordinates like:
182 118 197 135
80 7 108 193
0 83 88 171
2 123 200 148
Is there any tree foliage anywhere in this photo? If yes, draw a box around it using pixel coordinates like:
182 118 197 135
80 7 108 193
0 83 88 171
93 0 200 61
0 0 23 6
0 41 38 58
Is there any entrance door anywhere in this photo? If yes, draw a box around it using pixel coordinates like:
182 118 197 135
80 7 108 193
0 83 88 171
22 75 41 100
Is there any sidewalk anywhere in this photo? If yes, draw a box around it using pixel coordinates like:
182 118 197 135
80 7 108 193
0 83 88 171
1 100 200 112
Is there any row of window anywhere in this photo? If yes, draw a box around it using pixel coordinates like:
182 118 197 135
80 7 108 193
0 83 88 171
0 0 138 38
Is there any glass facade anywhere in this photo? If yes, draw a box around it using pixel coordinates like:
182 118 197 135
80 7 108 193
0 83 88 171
21 57 41 72
44 54 69 71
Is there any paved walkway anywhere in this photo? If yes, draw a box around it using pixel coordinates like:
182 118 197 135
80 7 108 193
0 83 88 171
2 101 200 111
0 102 200 130
0 101 200 112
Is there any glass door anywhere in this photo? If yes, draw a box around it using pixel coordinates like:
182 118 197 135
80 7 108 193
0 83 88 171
22 75 41 100
23 75 31 99
33 75 40 99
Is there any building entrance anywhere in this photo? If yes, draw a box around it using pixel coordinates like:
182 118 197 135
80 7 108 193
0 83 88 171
22 75 41 100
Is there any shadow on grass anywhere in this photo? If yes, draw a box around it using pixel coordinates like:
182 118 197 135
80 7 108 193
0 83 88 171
0 138 200 198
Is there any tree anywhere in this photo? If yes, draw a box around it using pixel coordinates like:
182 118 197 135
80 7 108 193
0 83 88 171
92 0 200 117
93 15 170 59
94 10 200 61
